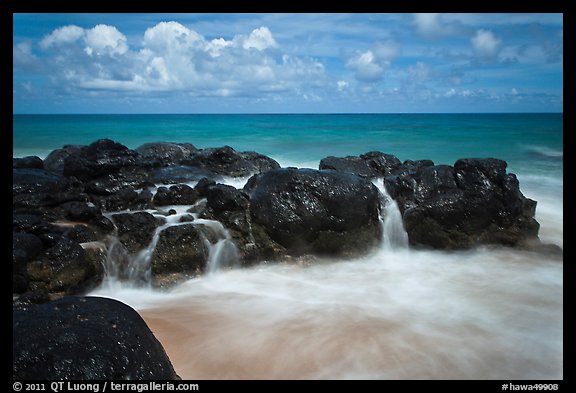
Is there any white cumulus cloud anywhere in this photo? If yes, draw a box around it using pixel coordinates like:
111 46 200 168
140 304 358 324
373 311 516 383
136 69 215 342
471 29 502 62
412 13 464 38
40 25 85 49
143 21 203 53
13 41 39 70
84 24 128 56
242 27 278 51
33 22 326 101
346 40 399 83
413 13 443 36
347 50 384 82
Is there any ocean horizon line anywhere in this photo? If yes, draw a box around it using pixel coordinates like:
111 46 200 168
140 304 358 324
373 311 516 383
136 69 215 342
12 112 564 116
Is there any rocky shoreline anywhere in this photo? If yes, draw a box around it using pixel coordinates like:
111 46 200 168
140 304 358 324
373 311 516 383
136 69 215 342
13 138 561 379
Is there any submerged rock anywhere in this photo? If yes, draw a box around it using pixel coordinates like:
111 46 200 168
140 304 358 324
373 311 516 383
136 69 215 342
13 296 179 379
248 168 382 256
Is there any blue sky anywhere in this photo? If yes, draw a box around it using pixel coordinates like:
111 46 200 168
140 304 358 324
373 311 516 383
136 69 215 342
13 13 563 113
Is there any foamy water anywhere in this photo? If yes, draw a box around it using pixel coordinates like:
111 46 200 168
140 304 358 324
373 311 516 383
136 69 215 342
92 245 562 379
90 177 563 380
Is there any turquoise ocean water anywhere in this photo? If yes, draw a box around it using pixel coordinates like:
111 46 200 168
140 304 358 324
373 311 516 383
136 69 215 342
13 113 564 379
12 113 562 174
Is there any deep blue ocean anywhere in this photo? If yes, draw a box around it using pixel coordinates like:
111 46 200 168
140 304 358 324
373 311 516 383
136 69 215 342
13 113 564 379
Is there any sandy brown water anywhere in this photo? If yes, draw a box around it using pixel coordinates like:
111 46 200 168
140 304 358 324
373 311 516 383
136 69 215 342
126 247 563 380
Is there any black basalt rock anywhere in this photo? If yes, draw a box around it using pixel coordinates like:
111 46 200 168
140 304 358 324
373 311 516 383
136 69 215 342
153 184 200 206
13 156 44 169
13 168 84 208
184 146 280 177
44 139 138 182
110 212 165 254
135 142 197 167
151 224 209 276
13 296 179 380
384 158 540 249
248 168 381 256
319 151 402 178
24 236 104 295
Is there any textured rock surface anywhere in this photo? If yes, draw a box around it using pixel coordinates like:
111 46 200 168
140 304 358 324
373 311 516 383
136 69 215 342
248 168 382 255
384 158 540 249
13 296 179 380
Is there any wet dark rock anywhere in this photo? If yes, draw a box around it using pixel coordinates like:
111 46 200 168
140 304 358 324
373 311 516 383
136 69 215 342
187 199 208 215
248 168 382 256
95 189 153 212
62 139 139 181
201 207 253 262
206 184 249 213
13 156 44 169
38 232 66 248
195 177 217 197
13 233 45 279
57 201 102 222
153 184 199 206
25 236 104 295
13 296 179 379
13 290 51 309
319 151 402 178
150 165 221 185
13 275 29 294
320 156 376 178
151 224 209 276
13 214 51 235
63 225 100 244
199 183 282 263
384 158 540 249
43 145 83 175
13 168 84 208
135 142 197 167
85 169 151 196
184 146 280 177
178 214 195 223
402 159 434 171
110 212 165 254
87 215 116 236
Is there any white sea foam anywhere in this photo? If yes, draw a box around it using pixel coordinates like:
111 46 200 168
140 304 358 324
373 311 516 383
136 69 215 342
521 144 563 159
123 246 562 379
91 182 563 379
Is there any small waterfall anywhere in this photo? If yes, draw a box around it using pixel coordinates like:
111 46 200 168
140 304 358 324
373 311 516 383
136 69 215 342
373 179 409 250
101 211 241 289
194 218 240 274
101 221 185 289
